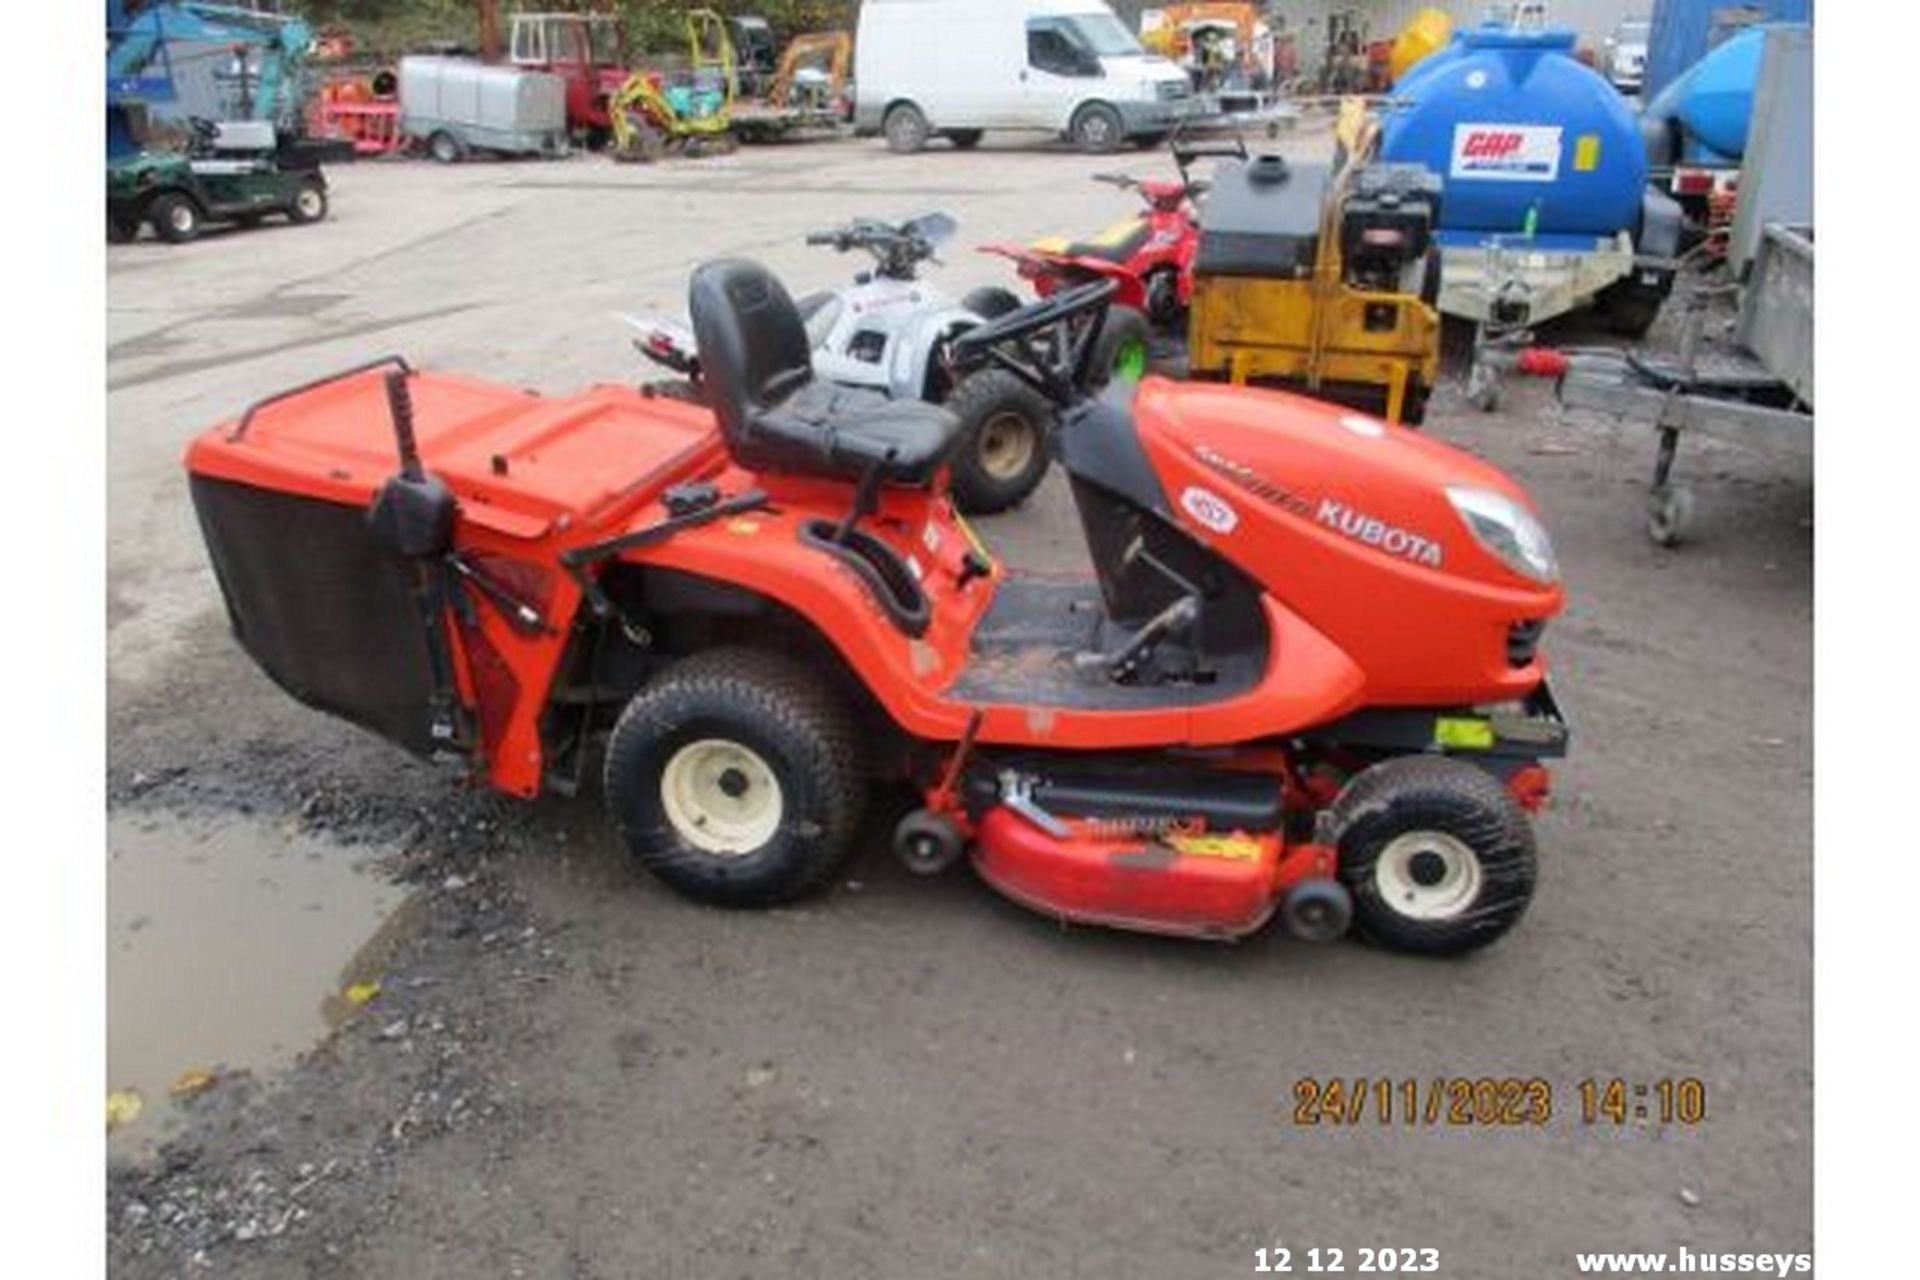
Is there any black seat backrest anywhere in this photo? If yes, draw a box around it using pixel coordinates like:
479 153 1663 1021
688 259 815 468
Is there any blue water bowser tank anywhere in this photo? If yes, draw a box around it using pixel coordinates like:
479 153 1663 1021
1380 26 1647 241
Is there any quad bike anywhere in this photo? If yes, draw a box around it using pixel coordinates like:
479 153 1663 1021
629 213 1057 514
185 264 1570 956
979 132 1248 363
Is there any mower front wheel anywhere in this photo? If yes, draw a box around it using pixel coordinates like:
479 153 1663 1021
1331 756 1537 956
604 648 866 909
945 367 1055 515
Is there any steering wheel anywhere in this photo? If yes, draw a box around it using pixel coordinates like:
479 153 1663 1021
951 278 1118 405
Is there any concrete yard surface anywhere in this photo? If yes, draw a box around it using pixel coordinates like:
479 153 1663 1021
107 135 1812 1278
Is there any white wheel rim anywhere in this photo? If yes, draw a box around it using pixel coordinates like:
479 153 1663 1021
1082 115 1113 145
297 189 322 216
170 204 194 232
1372 831 1483 921
659 739 784 856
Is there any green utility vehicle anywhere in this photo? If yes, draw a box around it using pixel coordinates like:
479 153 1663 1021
107 119 332 244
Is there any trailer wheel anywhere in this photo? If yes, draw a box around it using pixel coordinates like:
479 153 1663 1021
1331 756 1537 956
287 180 328 225
883 102 930 153
604 648 866 909
1596 274 1668 338
429 131 463 164
1070 102 1125 154
149 192 200 244
945 367 1054 515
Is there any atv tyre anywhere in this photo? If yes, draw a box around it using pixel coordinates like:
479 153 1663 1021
960 285 1024 320
945 367 1055 515
1089 306 1152 389
1331 756 1537 956
605 648 866 909
150 193 200 244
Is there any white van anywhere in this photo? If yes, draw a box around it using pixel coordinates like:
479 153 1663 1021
855 0 1194 153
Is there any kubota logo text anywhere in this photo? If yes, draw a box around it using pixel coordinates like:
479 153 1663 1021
1317 498 1444 567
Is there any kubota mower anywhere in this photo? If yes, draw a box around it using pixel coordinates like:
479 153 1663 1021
184 269 1567 955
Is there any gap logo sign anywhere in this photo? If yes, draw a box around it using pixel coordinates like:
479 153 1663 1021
1449 124 1562 182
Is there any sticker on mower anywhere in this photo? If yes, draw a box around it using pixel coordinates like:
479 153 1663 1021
1451 124 1562 183
1180 486 1239 535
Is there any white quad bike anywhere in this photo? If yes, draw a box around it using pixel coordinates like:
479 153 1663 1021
629 213 1066 513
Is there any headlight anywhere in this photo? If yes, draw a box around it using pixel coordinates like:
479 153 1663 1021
1447 487 1559 584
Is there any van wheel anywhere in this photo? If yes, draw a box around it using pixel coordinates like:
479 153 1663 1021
884 103 930 153
945 367 1054 514
149 193 200 243
1070 102 1125 154
1331 756 1537 956
946 129 983 150
429 130 463 164
604 648 866 909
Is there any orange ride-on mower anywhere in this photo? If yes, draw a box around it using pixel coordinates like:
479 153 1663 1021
184 269 1568 955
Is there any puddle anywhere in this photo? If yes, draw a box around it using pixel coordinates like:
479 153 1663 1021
107 811 418 1155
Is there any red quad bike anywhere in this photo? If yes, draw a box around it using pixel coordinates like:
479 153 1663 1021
980 134 1249 377
184 270 1568 955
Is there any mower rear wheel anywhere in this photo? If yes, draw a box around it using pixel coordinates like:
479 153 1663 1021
884 103 930 154
1330 756 1537 956
149 193 200 244
604 648 866 909
287 180 328 225
945 367 1055 514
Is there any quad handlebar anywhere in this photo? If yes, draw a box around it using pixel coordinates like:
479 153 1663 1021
805 213 956 281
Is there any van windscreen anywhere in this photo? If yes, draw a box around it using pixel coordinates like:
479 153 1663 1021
1065 13 1144 58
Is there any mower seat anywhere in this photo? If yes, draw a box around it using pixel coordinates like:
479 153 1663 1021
689 259 959 485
